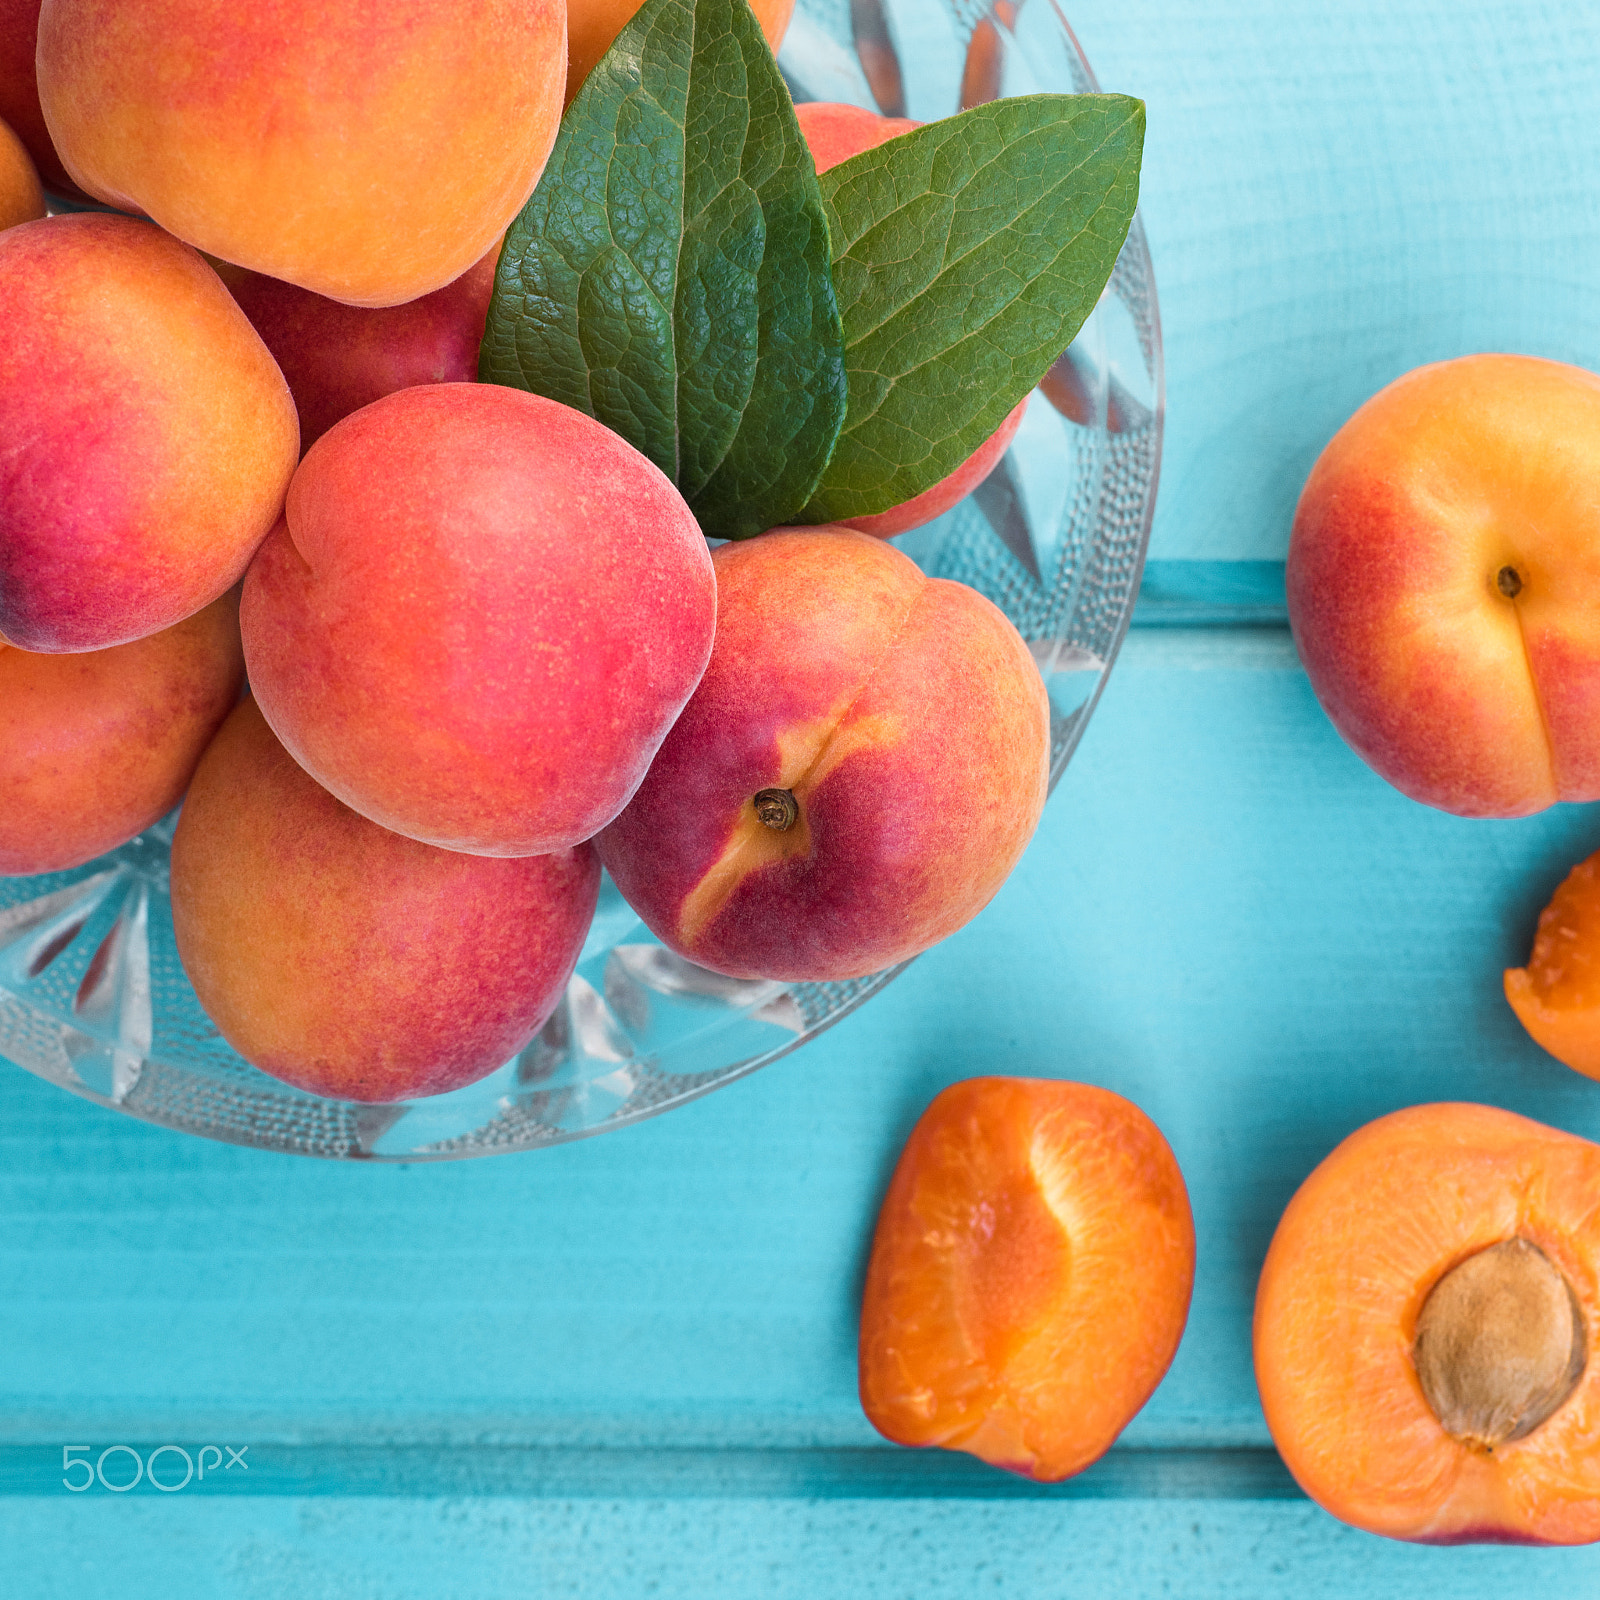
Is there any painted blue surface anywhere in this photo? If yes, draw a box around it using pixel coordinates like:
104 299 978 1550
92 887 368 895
8 0 1600 1591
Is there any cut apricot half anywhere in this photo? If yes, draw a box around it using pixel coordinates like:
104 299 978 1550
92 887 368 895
1254 1103 1600 1545
1506 850 1600 1077
858 1077 1195 1482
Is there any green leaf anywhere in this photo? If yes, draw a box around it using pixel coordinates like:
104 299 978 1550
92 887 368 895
796 94 1145 526
480 0 846 541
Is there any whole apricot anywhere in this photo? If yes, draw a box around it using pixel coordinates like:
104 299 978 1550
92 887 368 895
38 0 563 306
242 384 715 858
596 526 1050 982
0 214 298 652
1288 353 1600 817
859 1077 1195 1482
170 699 600 1103
793 101 1027 539
0 591 243 875
1255 1103 1600 1544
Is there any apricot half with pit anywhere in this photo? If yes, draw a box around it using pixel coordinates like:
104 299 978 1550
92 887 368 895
1254 1103 1600 1544
858 1077 1195 1482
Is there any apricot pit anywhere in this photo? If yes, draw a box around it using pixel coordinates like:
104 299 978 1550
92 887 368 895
1413 1238 1585 1451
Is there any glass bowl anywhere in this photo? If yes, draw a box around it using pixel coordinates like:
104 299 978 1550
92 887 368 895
0 0 1162 1160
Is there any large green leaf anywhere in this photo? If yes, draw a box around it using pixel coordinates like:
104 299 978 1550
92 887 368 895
797 94 1145 525
480 0 845 541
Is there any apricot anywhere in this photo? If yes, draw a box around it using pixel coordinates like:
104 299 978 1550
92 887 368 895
1288 353 1600 817
223 246 498 453
0 591 243 876
1254 1103 1600 1544
858 1077 1195 1482
0 112 43 229
566 0 794 105
242 383 715 858
0 0 75 196
793 101 1027 539
1505 849 1600 1078
0 214 297 654
596 526 1050 981
38 0 563 307
170 698 600 1103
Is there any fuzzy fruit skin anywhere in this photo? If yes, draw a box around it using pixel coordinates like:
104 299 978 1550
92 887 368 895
223 247 498 453
793 101 917 172
596 526 1050 982
794 101 1027 539
565 0 793 105
0 0 79 195
1254 1104 1600 1545
860 1077 1195 1482
0 112 43 229
170 698 600 1103
1287 353 1600 817
37 0 563 307
0 590 243 875
242 383 716 858
0 214 299 653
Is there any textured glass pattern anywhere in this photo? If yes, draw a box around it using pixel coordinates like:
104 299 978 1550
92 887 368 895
0 0 1162 1160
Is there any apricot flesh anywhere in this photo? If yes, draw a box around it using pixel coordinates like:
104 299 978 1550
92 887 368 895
0 112 43 229
1288 354 1600 817
170 699 600 1103
0 213 299 652
858 1077 1195 1482
1505 849 1600 1078
0 592 244 876
1254 1103 1600 1545
38 0 563 306
596 526 1050 981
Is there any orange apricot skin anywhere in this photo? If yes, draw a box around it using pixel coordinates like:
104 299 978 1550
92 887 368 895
170 699 600 1103
1505 851 1600 1079
1254 1103 1600 1545
0 0 80 195
566 0 793 105
1287 354 1600 817
595 527 1049 981
0 214 299 653
39 0 563 307
0 112 43 229
224 247 498 454
859 1077 1195 1483
0 592 243 876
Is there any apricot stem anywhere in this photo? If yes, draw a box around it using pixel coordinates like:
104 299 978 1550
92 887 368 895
753 788 799 832
1413 1238 1585 1450
1497 565 1524 599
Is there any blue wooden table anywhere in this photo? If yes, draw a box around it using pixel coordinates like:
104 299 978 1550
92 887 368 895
8 0 1600 1592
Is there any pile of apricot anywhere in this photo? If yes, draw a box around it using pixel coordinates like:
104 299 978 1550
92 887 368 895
0 3 1057 1106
